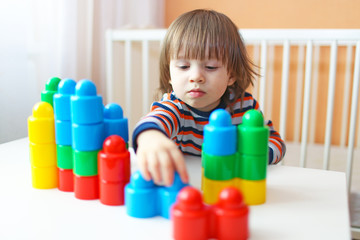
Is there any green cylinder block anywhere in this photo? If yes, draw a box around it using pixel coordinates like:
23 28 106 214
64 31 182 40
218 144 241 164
41 77 61 107
73 149 99 176
238 154 267 180
202 152 237 181
56 145 73 169
237 110 269 155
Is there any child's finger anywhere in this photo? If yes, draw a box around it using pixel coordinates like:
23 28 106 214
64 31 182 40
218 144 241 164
137 153 151 181
171 149 189 184
147 152 162 184
158 151 174 186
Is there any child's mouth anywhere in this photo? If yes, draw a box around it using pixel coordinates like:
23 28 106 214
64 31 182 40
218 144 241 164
188 89 205 98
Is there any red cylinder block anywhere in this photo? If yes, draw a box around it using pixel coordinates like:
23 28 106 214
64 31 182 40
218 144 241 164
172 187 249 240
172 186 209 240
213 187 249 240
74 175 99 200
98 135 130 205
58 168 74 192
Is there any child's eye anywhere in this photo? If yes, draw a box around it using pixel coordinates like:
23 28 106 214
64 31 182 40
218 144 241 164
178 65 189 70
206 66 218 70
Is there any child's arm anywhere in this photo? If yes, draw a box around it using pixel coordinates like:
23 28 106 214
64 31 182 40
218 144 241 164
136 129 189 186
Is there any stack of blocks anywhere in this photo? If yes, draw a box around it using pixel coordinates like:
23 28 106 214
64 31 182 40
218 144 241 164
28 77 130 205
171 186 249 240
202 109 269 205
28 102 58 189
54 79 76 191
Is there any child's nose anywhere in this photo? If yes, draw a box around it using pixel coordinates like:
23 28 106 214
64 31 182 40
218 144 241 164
189 67 205 83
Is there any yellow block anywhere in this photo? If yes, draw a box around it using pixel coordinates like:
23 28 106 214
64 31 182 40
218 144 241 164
238 178 266 205
202 176 238 205
30 143 57 167
28 102 55 144
31 166 58 189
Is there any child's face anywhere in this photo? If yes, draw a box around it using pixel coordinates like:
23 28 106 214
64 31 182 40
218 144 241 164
169 54 235 112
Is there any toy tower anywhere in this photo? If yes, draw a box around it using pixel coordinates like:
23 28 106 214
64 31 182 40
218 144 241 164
71 79 105 200
53 79 76 192
28 102 58 189
201 109 269 205
202 109 237 204
237 109 268 205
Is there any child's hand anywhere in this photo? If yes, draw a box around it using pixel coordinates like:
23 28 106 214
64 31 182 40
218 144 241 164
136 130 189 186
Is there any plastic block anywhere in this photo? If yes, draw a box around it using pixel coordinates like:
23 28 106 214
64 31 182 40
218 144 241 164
56 145 73 169
98 135 130 182
98 135 130 206
238 154 267 180
74 175 99 200
237 109 269 155
125 171 188 219
29 142 57 167
171 187 209 240
73 149 99 176
125 171 158 218
55 120 72 145
238 178 266 205
58 168 74 192
28 102 55 144
202 151 236 181
171 187 249 240
71 79 103 125
99 180 127 206
212 187 249 240
202 176 237 205
104 103 129 143
72 122 105 151
31 166 58 189
53 78 76 121
41 77 61 107
203 109 236 156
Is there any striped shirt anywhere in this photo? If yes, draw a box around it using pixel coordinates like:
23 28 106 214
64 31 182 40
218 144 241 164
132 91 286 164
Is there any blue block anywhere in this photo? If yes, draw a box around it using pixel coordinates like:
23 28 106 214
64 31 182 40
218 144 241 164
71 79 103 125
125 171 188 219
104 103 129 142
72 122 105 151
55 120 72 145
203 109 237 156
53 78 76 121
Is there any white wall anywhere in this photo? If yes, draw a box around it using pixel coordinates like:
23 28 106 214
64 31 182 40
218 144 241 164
0 0 39 143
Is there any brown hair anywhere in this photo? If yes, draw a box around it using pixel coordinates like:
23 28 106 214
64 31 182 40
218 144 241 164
158 9 259 108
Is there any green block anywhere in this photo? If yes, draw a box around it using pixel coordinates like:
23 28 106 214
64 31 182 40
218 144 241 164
73 149 99 176
41 77 61 107
238 154 267 180
202 152 237 181
56 145 73 169
237 110 269 155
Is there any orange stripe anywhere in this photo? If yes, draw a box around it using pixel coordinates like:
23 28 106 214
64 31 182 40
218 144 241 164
269 139 283 157
182 130 203 139
182 143 202 152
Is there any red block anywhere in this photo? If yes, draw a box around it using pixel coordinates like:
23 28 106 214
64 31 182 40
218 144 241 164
74 175 99 200
172 186 209 240
98 135 130 205
172 187 249 240
58 168 74 192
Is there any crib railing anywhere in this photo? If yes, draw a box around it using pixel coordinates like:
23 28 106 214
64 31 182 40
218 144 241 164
105 29 360 192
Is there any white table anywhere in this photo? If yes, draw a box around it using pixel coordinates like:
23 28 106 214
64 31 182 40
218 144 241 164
0 138 351 240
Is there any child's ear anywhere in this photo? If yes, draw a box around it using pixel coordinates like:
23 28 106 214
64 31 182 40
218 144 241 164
227 77 236 86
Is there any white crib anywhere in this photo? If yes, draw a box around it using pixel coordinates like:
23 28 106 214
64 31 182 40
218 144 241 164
105 29 360 237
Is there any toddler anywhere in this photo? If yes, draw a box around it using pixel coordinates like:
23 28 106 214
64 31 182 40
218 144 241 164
132 9 286 186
